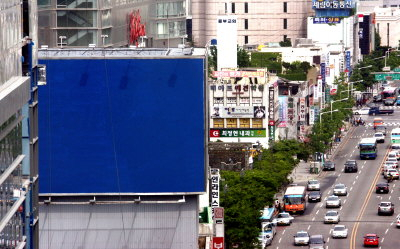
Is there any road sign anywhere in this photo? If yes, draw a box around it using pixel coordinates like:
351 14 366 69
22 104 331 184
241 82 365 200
394 68 400 72
383 66 391 71
374 74 400 81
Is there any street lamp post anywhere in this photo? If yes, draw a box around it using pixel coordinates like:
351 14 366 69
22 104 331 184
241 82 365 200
319 109 339 124
59 36 66 48
331 98 348 119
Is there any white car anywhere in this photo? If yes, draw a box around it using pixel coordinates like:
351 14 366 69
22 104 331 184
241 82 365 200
353 107 370 115
273 212 294 226
396 214 400 228
293 231 310 246
388 151 399 161
386 157 399 167
326 195 341 208
307 179 320 191
258 232 272 247
384 168 399 179
332 225 348 238
333 183 348 196
324 210 340 224
374 132 385 143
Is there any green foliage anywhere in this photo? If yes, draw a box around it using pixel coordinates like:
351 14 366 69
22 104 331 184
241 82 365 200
279 38 292 47
208 45 217 78
375 31 381 47
221 140 309 248
279 60 311 80
237 46 251 68
277 73 307 81
250 52 282 73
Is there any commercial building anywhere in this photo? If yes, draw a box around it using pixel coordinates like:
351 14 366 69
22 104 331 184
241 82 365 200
38 48 206 249
0 0 41 248
38 0 190 48
191 0 313 47
374 7 400 48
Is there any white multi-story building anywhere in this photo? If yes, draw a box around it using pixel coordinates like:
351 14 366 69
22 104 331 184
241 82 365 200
191 0 314 47
374 7 400 48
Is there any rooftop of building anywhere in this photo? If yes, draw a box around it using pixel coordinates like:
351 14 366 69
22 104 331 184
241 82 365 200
38 47 206 59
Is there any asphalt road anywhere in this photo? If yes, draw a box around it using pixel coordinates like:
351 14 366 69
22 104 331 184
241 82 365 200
268 105 400 249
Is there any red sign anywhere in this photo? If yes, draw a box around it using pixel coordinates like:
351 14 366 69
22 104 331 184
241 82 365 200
212 237 224 249
268 120 275 126
210 130 220 137
214 207 224 219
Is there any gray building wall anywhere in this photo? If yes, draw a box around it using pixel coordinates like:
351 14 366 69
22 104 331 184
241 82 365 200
39 195 199 249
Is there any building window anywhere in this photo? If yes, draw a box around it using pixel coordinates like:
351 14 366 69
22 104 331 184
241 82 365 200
240 119 250 128
227 97 237 106
283 2 287 13
227 119 237 128
283 35 287 41
225 3 228 13
214 97 224 105
232 3 235 13
57 10 98 27
240 97 250 105
283 19 287 29
58 29 98 46
156 21 186 38
252 119 263 128
244 2 248 13
156 2 186 18
244 19 248 29
244 36 248 44
213 118 224 128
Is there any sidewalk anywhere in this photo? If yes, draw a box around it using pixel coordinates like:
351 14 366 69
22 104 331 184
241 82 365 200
274 122 354 200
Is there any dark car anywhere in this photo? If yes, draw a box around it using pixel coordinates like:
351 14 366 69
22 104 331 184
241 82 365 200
384 98 396 106
308 191 322 202
309 234 325 249
376 182 389 193
344 160 358 173
373 95 383 102
323 161 335 171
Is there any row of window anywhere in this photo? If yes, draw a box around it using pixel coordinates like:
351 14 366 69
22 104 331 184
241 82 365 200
213 97 263 105
213 118 263 128
226 2 287 14
242 18 288 30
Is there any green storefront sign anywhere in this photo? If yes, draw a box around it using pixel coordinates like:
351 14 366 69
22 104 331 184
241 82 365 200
268 125 275 140
374 73 400 80
210 129 266 137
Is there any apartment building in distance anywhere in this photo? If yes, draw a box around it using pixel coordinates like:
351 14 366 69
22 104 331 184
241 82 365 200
191 0 314 47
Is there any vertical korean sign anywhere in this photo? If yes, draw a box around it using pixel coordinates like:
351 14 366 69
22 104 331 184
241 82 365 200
268 87 275 141
278 96 288 127
345 51 351 76
321 63 326 87
210 169 220 208
309 107 315 125
299 98 306 122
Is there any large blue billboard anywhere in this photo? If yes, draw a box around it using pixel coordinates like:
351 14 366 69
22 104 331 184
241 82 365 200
38 57 205 194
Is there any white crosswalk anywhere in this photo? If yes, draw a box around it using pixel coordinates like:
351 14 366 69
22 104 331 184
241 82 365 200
366 123 400 127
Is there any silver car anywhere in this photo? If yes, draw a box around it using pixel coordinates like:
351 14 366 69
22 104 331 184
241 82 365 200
273 212 294 226
332 225 348 238
294 231 310 246
333 184 347 196
326 195 341 208
307 180 320 191
324 211 340 224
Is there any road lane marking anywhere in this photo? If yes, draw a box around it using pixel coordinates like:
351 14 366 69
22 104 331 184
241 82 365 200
359 170 362 174
350 187 353 191
382 238 385 243
308 225 311 230
385 228 389 234
356 175 359 179
340 206 343 210
353 180 356 185
350 149 390 249
282 229 285 235
327 238 330 243
330 229 332 234
391 221 394 226
316 210 319 215
389 196 392 200
312 217 315 221
350 153 353 157
391 189 394 194
338 174 341 177
363 161 366 165
394 184 396 187
344 199 347 204
279 238 282 243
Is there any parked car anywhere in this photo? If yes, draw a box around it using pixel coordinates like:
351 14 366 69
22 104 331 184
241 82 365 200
332 225 348 238
383 168 399 179
378 201 394 215
307 179 320 191
322 161 335 171
363 234 379 247
344 160 358 173
333 184 348 196
273 212 294 226
293 231 310 246
324 210 340 224
308 234 325 249
375 182 389 193
353 107 370 115
326 195 341 208
258 232 273 248
308 191 322 202
374 132 385 143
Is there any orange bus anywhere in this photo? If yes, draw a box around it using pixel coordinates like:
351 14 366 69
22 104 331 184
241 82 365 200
373 118 383 128
283 186 307 214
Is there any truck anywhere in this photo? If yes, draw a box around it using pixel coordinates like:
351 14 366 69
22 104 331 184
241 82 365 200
259 207 277 247
369 106 394 115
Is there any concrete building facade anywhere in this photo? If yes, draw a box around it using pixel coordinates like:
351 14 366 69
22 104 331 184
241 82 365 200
375 7 400 48
191 0 314 47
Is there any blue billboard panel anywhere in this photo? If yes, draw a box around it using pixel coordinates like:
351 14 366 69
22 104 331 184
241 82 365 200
38 58 205 194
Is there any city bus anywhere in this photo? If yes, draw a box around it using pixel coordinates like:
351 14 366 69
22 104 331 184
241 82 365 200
359 138 378 159
283 186 307 214
391 128 400 144
382 87 399 99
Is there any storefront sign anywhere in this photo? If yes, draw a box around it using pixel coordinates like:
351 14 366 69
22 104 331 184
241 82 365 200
254 106 266 118
278 96 288 127
314 106 320 123
321 63 326 87
317 78 323 98
210 106 254 118
345 51 351 71
288 97 294 121
312 17 341 24
210 169 220 208
299 97 306 121
330 85 338 95
212 237 224 249
210 129 267 137
310 108 315 125
268 87 274 120
312 0 354 9
212 71 265 78
269 125 275 141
